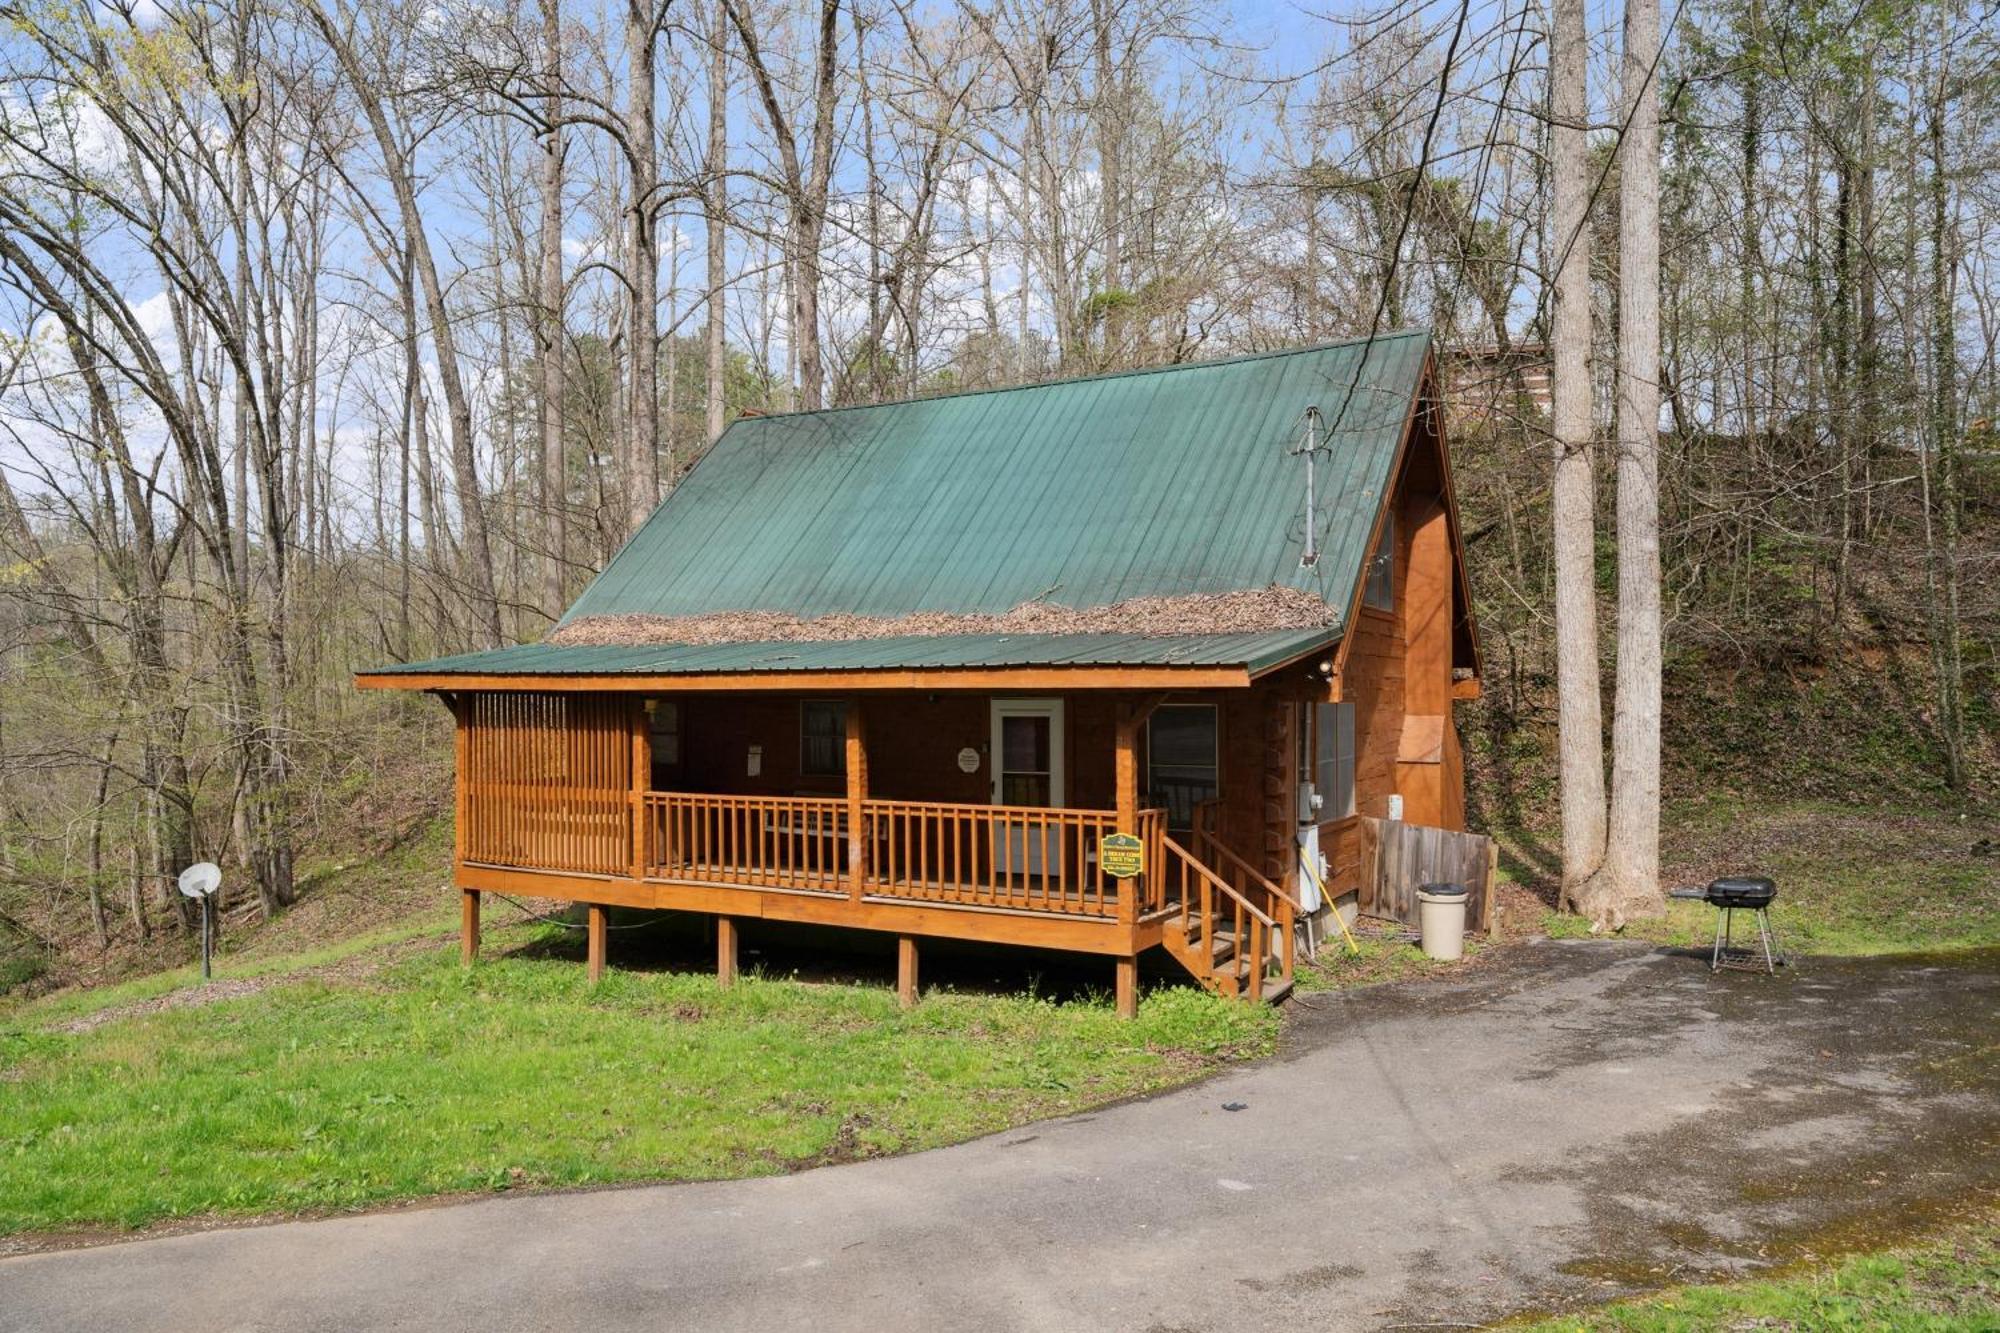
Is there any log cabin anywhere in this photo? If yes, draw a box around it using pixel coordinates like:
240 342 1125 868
357 330 1486 1012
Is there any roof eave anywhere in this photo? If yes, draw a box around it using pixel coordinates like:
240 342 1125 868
353 662 1260 694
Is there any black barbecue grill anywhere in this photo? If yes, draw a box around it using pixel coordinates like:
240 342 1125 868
1669 875 1786 973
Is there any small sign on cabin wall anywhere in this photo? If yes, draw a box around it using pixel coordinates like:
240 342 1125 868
956 747 980 774
1100 833 1143 879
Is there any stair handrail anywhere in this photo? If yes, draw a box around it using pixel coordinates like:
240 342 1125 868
1193 828 1305 913
1160 834 1275 929
1191 828 1297 985
1162 833 1277 1000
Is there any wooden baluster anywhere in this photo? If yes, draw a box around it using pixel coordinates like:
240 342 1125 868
921 808 933 898
945 808 956 898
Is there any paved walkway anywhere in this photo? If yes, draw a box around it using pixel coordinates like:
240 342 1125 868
6 941 1996 1331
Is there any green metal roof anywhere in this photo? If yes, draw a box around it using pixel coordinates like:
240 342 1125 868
359 628 1339 680
561 332 1432 625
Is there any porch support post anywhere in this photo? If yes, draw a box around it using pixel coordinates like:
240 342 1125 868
1115 955 1138 1019
717 915 739 987
1114 702 1140 930
896 935 919 1009
630 698 651 880
845 699 868 900
450 693 469 871
587 904 608 983
1114 705 1140 833
460 889 480 966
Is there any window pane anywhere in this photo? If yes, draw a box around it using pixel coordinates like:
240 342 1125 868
801 701 846 776
1365 514 1395 610
1002 773 1051 806
1001 715 1049 773
1314 701 1356 818
648 701 680 766
1149 705 1215 768
1148 705 1217 833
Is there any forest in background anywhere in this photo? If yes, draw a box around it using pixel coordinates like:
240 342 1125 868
0 0 1992 976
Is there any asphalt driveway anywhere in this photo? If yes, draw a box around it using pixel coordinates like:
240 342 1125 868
5 939 1996 1331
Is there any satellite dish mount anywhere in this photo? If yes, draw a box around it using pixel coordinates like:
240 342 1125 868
177 862 223 981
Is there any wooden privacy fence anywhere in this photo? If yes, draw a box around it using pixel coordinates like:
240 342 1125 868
1354 816 1497 933
458 693 633 875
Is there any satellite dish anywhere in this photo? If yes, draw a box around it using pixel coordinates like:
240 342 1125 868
178 862 222 899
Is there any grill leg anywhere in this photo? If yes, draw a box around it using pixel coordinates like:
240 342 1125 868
1756 908 1776 974
1712 907 1728 972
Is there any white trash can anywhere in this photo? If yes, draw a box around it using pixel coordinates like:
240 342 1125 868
1417 883 1469 961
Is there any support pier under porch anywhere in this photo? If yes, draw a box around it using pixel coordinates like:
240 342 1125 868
453 848 1174 1017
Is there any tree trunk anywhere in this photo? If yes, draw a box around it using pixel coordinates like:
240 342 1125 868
705 0 729 445
1091 0 1122 366
1549 0 1607 907
728 0 840 412
1578 0 1666 928
1923 74 1965 790
538 0 567 623
625 0 659 536
87 731 116 949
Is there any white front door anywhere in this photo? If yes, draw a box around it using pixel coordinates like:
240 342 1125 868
991 698 1064 875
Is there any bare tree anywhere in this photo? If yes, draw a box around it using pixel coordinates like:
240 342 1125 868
1584 0 1667 926
539 0 569 621
728 0 841 411
704 0 729 445
1548 0 1607 908
308 0 506 649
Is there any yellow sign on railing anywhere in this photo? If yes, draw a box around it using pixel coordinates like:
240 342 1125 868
1100 832 1144 879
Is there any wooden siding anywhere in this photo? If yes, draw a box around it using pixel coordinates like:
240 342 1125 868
1338 408 1466 830
665 690 1119 809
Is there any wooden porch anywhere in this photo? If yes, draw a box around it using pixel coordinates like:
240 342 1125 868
456 783 1330 1010
438 676 1497 1013
446 688 1343 1011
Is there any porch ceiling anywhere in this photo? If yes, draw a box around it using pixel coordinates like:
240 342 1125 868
354 627 1339 690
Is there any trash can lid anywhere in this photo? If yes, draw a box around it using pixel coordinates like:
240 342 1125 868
1417 882 1469 901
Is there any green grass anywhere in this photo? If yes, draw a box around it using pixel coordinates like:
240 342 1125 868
0 926 1277 1238
1513 1217 2000 1330
0 910 460 1029
1540 798 2000 956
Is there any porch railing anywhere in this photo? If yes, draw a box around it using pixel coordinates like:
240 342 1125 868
626 791 1165 921
637 791 851 895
